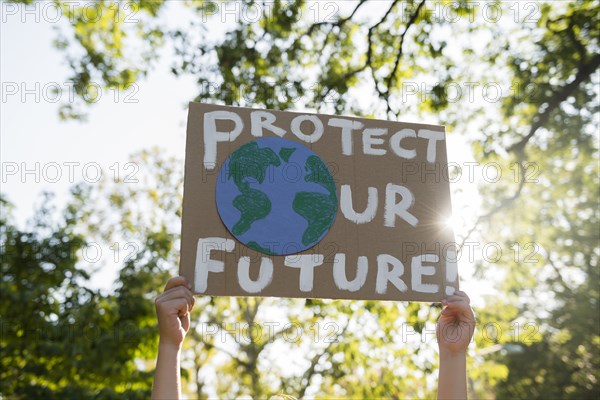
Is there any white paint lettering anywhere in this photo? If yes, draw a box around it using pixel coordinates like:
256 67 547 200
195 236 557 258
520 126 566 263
376 254 408 294
417 129 445 163
363 128 388 155
203 111 243 169
411 254 440 293
384 183 418 227
284 254 324 292
250 111 286 137
333 253 368 291
195 237 235 292
328 118 364 155
390 128 417 159
237 256 274 293
290 115 324 143
340 184 378 224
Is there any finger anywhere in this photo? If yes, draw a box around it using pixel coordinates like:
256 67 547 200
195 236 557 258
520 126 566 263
159 298 190 317
442 300 471 313
157 287 195 312
161 290 195 313
442 302 475 322
442 294 469 304
442 295 471 309
181 313 190 333
164 276 192 292
160 285 195 302
453 290 470 303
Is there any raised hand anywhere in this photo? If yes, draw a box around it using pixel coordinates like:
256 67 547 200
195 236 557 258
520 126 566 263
155 276 196 349
437 290 475 355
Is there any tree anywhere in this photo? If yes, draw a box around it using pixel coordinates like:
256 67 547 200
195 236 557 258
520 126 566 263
0 188 159 399
468 2 599 398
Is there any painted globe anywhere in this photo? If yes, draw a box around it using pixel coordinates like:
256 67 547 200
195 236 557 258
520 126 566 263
215 137 337 255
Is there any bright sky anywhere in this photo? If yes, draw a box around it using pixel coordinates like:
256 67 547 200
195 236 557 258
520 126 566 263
1 1 491 307
1 2 195 219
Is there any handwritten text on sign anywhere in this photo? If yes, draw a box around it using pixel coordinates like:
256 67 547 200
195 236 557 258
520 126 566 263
180 103 458 302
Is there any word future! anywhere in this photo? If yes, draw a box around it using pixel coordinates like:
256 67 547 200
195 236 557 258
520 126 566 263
196 237 458 296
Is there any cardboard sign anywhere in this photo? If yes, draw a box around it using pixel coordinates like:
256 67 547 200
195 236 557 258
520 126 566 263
180 103 458 302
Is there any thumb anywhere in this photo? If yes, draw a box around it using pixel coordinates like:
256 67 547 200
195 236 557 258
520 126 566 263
181 313 190 333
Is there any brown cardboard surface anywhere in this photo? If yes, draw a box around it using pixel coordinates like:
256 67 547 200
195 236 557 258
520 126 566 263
180 102 458 302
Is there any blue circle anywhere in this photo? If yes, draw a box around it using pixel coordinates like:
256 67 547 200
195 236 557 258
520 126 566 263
215 137 338 256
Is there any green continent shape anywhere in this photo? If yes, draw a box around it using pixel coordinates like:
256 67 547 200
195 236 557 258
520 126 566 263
278 147 296 162
232 188 271 235
292 155 338 246
303 155 337 198
293 192 337 246
228 141 281 191
247 241 275 255
228 141 280 235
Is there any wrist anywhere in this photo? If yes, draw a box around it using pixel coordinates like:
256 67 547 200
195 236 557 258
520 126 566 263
439 348 467 360
158 339 182 354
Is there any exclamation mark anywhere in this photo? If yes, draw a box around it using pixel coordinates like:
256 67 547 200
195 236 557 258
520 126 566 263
445 247 458 296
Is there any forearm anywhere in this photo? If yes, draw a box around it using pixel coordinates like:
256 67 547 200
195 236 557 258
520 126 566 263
152 341 182 400
437 351 467 400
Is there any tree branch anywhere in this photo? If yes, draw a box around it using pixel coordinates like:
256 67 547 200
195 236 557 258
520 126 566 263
191 329 250 369
364 0 401 115
242 297 261 327
545 250 572 293
342 0 367 23
461 52 600 246
297 321 350 399
304 0 366 37
385 0 426 92
458 161 527 248
508 52 600 155
255 323 299 353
